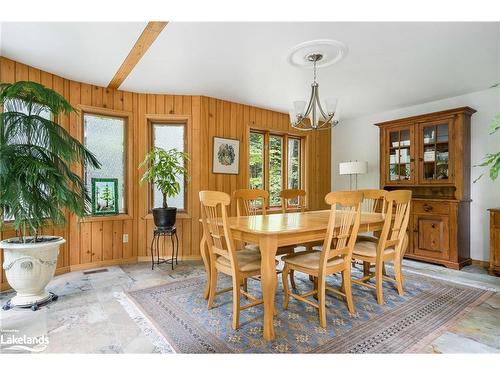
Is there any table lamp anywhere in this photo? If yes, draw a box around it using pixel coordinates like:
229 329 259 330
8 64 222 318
339 161 368 190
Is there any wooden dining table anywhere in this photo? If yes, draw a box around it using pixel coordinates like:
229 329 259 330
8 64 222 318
199 209 386 341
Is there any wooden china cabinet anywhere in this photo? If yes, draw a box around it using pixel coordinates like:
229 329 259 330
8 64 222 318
376 107 476 269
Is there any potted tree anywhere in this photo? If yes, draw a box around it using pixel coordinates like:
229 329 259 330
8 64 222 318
0 81 100 310
139 147 189 229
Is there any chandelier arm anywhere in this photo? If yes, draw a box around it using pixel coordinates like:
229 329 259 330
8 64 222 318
314 86 331 119
302 83 317 118
318 115 337 129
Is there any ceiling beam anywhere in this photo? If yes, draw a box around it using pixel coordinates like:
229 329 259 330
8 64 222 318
107 21 168 89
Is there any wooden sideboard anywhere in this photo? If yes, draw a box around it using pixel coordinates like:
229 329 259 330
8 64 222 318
376 107 476 269
489 208 500 276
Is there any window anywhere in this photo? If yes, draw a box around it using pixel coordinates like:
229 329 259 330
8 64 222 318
287 137 301 189
84 113 126 214
2 100 52 221
151 123 186 210
249 131 303 207
249 132 264 190
269 135 283 206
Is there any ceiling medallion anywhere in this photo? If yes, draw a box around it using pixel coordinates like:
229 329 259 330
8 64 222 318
287 39 348 131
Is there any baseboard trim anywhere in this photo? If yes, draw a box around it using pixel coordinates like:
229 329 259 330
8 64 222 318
471 259 490 269
137 255 202 262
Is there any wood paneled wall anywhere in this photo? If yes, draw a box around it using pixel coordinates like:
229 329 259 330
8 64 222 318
0 57 331 290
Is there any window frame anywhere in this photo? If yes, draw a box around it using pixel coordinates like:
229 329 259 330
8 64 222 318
147 119 188 214
248 129 305 208
79 105 134 222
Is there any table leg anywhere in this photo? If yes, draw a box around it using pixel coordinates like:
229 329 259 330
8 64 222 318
259 235 278 341
200 234 210 300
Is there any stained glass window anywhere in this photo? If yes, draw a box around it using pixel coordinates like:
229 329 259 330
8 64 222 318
83 113 126 214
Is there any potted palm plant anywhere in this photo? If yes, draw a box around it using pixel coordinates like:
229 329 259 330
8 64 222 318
139 147 189 229
0 81 100 310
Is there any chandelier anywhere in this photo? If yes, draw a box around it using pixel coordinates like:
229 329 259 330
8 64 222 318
289 53 339 131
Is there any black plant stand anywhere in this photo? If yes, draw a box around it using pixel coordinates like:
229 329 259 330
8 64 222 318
150 226 179 270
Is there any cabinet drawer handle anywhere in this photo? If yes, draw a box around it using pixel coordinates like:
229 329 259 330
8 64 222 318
423 204 433 212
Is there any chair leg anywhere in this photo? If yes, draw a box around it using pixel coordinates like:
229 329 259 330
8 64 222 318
207 267 218 310
363 261 371 277
282 265 290 310
242 278 248 299
394 259 404 296
343 268 355 313
232 277 241 330
375 260 384 305
290 269 297 289
318 275 327 328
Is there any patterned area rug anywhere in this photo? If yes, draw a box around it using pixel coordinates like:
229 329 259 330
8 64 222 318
126 269 491 353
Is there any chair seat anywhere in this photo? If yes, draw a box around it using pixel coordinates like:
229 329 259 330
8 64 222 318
356 234 379 243
244 243 260 252
282 250 344 270
353 240 395 258
216 248 277 272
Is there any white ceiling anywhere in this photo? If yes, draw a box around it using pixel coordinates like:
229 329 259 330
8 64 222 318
0 22 147 87
1 22 499 119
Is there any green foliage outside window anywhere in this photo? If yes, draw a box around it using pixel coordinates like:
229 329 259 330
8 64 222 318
249 132 264 189
248 131 302 207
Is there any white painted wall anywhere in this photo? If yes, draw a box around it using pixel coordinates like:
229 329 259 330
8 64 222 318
331 87 500 261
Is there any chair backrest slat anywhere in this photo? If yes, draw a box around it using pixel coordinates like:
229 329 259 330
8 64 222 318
233 189 268 216
279 189 306 213
358 189 387 214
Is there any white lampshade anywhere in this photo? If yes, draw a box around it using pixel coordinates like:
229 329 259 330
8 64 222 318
339 161 368 175
324 98 338 114
293 100 306 115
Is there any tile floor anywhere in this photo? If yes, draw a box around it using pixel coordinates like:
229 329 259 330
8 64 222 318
0 259 499 353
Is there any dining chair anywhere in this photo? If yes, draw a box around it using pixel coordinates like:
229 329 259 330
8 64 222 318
279 189 306 213
281 191 363 328
359 189 387 215
233 188 298 288
199 190 277 330
233 188 268 216
355 189 387 272
351 190 412 305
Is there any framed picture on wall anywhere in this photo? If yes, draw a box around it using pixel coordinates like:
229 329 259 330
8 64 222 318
91 178 119 216
212 136 240 175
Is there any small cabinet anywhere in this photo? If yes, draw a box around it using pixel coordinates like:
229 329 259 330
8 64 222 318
489 208 500 276
376 107 475 270
413 214 450 260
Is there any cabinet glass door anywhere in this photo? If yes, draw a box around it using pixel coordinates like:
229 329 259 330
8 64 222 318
387 127 413 183
419 121 451 183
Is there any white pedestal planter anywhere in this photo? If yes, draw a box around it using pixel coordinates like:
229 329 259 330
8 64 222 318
1 236 65 310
